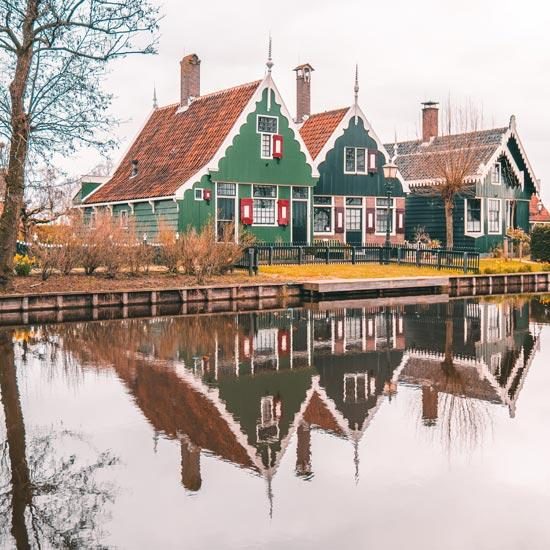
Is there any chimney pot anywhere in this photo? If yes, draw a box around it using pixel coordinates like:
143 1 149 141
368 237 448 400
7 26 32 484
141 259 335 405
421 101 439 142
131 159 139 178
180 53 201 107
294 63 314 123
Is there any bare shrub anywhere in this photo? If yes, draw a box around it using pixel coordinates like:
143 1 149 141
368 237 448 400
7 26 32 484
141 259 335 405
33 244 60 281
156 221 181 274
123 219 155 275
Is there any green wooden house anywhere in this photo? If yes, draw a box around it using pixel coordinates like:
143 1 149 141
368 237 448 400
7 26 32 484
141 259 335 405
297 66 408 245
78 51 318 243
386 103 540 253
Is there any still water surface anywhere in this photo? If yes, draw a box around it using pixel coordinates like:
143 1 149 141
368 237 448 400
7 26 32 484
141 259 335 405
1 296 550 549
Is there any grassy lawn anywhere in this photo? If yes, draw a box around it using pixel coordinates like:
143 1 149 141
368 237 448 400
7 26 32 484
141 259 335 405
261 259 550 280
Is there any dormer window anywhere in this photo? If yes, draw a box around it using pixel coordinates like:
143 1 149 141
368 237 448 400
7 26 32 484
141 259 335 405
131 159 139 178
257 115 279 159
492 162 502 184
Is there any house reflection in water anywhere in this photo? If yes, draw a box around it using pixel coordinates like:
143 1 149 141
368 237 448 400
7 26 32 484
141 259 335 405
61 297 539 503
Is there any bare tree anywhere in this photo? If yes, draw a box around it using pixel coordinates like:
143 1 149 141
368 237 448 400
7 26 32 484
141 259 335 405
412 102 481 249
0 0 159 289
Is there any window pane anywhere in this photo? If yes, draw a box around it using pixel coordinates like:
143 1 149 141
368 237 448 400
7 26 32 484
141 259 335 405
467 199 482 232
292 187 308 199
217 197 235 221
253 185 276 198
314 207 332 232
346 197 362 206
257 116 278 134
253 199 276 224
346 208 362 231
376 205 393 233
217 183 236 196
261 134 272 157
345 147 356 172
356 148 366 172
376 197 393 207
314 196 332 205
488 199 501 232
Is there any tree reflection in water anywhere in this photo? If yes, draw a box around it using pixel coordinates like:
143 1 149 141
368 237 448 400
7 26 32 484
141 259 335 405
0 329 119 549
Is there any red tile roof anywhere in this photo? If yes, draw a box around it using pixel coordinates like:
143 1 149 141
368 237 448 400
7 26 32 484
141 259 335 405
86 80 261 204
299 108 348 160
530 195 550 223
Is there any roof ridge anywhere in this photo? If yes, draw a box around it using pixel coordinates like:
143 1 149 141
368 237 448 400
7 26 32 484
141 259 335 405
387 126 509 147
194 79 262 101
308 107 349 118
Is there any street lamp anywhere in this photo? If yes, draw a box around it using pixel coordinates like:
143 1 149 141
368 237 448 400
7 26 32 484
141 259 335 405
382 159 398 248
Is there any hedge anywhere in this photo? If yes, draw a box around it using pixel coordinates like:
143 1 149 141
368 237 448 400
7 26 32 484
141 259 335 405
531 225 550 262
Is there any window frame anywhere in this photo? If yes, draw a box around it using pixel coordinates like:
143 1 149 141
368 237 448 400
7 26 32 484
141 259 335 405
344 147 368 175
488 198 502 234
257 115 279 160
119 209 129 229
252 184 277 226
313 195 334 234
465 198 483 235
374 197 395 236
194 188 204 201
256 115 279 135
492 162 502 185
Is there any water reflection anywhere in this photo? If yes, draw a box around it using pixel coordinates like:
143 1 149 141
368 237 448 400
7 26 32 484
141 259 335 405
0 295 544 546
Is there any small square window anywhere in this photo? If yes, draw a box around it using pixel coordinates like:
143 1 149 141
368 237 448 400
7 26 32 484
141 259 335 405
217 183 236 197
314 196 332 205
194 188 204 201
292 187 308 200
261 134 272 158
346 197 362 206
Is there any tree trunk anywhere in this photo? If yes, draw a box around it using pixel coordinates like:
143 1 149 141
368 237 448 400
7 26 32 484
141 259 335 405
444 198 454 250
0 330 32 549
0 1 37 290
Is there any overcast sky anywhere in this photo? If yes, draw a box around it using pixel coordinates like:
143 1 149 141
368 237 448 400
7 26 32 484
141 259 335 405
73 0 550 200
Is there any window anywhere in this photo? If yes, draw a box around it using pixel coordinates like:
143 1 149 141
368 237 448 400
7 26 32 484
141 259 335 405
257 116 278 134
345 208 362 231
345 197 362 206
492 162 502 184
119 210 129 228
344 147 367 174
505 200 515 229
313 196 333 233
375 197 394 234
292 187 308 200
257 116 278 159
194 188 204 201
216 183 236 241
253 185 276 225
488 199 501 234
466 198 482 233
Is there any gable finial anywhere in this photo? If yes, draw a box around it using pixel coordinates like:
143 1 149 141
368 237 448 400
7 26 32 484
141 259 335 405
354 64 359 105
152 84 158 109
266 34 274 74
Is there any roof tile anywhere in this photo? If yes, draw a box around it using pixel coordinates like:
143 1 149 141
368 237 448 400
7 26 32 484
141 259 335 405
299 108 348 160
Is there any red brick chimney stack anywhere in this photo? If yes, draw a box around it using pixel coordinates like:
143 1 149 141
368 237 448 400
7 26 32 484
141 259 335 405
180 53 201 107
421 101 439 143
294 63 314 123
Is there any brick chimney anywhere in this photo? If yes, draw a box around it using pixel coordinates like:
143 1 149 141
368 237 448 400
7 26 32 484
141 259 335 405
180 53 201 107
294 63 314 123
421 101 439 142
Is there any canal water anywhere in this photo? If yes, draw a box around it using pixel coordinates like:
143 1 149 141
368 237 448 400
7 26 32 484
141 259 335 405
1 295 549 549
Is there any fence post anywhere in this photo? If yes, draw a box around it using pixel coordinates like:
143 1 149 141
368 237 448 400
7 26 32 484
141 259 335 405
463 252 468 274
437 250 442 270
298 246 303 265
416 249 421 267
325 247 330 264
352 247 356 265
397 247 402 265
378 247 383 265
248 247 255 276
268 246 273 266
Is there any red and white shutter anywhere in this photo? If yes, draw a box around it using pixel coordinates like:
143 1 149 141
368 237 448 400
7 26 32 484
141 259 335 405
277 199 289 226
366 208 376 234
272 134 283 159
396 208 405 234
368 150 377 173
240 198 254 225
335 206 345 233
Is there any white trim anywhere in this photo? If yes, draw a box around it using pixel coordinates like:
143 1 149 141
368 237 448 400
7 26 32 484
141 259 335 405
260 133 273 160
487 198 502 235
464 197 484 237
194 188 204 201
77 195 176 209
252 184 278 227
343 146 368 175
174 74 319 199
291 186 311 244
256 114 278 135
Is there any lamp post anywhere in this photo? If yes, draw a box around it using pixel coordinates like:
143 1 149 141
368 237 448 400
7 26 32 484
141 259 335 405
382 159 398 249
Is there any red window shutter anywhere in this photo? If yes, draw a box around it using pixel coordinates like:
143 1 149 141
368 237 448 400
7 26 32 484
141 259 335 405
368 150 377 173
240 198 254 225
203 188 212 201
277 199 289 226
335 206 345 233
272 134 283 158
396 208 405 234
278 329 289 354
366 208 376 234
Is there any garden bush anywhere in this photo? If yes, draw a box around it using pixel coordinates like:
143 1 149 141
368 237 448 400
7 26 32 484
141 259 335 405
531 225 550 262
13 254 34 276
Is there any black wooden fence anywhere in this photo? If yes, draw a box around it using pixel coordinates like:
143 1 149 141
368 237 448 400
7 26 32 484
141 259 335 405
237 244 480 275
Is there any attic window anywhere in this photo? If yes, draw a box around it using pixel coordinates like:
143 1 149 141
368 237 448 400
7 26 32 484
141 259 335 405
131 160 139 178
492 162 502 184
344 147 367 174
257 115 278 134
